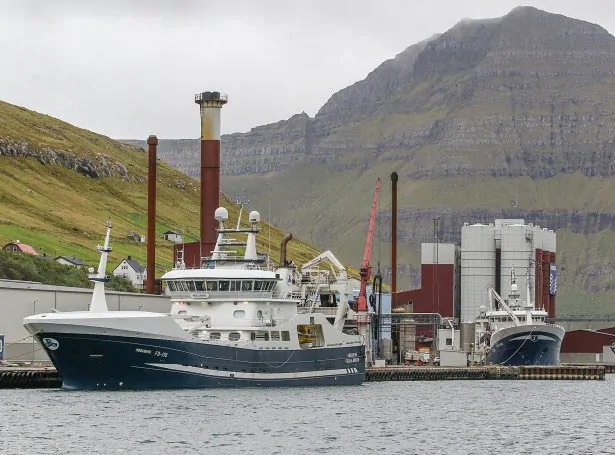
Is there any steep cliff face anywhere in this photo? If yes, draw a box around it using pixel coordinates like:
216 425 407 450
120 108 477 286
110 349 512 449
121 7 615 314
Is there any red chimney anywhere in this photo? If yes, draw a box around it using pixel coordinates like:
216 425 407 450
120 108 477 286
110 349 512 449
146 135 157 294
194 91 228 258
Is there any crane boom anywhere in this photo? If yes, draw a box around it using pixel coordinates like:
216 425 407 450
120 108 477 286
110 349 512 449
357 178 380 312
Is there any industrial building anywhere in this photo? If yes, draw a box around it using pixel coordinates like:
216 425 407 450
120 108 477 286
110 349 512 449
395 218 558 362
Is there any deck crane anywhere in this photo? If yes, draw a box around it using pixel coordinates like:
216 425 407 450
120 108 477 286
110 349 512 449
356 178 381 312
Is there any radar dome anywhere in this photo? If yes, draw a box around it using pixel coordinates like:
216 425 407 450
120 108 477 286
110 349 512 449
249 211 260 223
214 207 229 222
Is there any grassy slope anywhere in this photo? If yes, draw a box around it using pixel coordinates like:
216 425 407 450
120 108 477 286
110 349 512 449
0 100 325 278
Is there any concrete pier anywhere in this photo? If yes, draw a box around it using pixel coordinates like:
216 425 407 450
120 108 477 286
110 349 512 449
0 366 61 389
0 364 609 389
365 365 606 381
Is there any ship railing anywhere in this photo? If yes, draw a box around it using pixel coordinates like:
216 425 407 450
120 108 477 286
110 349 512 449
298 306 338 317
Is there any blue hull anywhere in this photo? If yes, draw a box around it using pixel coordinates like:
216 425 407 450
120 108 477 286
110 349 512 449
36 333 365 390
487 329 562 366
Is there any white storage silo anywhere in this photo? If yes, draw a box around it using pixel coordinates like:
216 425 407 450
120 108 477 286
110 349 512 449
460 223 495 322
499 222 535 303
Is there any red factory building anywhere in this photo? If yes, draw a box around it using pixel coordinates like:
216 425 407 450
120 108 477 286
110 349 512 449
396 243 460 351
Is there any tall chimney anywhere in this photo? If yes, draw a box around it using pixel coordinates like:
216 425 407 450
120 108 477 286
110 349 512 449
146 135 158 294
391 171 398 307
195 91 228 258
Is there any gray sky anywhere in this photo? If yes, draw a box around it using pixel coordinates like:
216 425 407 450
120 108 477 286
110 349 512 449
1 0 613 139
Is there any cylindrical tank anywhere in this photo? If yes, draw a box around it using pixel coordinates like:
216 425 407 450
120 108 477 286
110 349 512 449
460 322 476 353
500 223 534 303
460 223 495 322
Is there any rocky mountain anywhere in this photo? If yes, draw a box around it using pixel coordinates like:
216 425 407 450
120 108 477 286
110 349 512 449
123 6 615 315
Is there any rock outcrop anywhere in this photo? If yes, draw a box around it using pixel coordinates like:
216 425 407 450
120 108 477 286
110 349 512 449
0 138 132 180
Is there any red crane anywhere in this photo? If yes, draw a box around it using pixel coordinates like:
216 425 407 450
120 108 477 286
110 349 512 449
356 178 381 312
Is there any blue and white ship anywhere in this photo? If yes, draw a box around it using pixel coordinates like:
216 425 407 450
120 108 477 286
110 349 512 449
479 267 564 366
23 207 365 390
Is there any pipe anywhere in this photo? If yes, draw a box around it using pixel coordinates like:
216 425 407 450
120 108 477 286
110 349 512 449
280 233 293 266
391 171 398 307
195 91 228 259
146 135 157 294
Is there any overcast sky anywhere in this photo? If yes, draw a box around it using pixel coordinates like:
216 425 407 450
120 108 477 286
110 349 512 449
0 0 613 139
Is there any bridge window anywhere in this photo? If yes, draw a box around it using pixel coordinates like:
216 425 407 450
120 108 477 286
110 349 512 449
254 281 264 291
186 281 196 292
219 280 230 291
252 331 269 341
206 281 218 291
195 280 205 291
242 281 253 291
230 280 241 291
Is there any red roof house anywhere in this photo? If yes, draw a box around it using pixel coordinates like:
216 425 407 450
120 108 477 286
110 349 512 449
3 241 38 255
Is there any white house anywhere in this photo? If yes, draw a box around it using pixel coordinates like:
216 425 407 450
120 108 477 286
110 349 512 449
163 231 183 243
54 256 87 268
112 256 147 288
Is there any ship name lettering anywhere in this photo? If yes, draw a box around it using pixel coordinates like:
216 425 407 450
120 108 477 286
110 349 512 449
346 352 358 358
135 348 152 354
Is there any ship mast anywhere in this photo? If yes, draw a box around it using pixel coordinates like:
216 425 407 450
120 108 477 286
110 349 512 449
89 220 112 312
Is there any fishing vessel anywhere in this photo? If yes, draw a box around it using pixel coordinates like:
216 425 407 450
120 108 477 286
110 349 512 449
23 207 365 390
476 267 564 366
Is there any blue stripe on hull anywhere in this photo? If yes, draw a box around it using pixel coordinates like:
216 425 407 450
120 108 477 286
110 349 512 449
36 333 365 390
487 330 562 366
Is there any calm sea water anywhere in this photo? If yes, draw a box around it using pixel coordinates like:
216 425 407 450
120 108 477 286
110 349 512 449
1 378 614 455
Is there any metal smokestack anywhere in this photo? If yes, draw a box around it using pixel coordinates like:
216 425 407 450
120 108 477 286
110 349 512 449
146 135 158 294
194 91 228 258
280 233 293 266
391 171 398 307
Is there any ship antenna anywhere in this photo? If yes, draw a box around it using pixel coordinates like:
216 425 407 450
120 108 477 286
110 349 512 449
236 195 249 230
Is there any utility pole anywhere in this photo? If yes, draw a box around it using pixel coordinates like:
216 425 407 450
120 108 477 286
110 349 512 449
432 218 440 360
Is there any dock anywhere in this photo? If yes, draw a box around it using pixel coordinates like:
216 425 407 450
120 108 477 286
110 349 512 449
0 365 61 389
0 364 609 389
365 365 607 381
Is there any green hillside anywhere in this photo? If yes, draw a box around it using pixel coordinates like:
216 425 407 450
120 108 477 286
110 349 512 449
0 100 324 279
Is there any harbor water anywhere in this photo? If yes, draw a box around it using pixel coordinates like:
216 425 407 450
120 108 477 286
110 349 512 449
1 378 614 455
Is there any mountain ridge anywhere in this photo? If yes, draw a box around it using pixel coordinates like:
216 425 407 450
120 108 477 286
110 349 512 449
122 6 615 315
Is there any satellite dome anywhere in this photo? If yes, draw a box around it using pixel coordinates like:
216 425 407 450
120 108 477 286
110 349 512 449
249 211 260 223
214 207 229 222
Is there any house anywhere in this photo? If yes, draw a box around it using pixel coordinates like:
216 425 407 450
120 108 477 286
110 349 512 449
3 241 38 256
163 231 183 243
127 231 145 243
54 256 87 268
112 255 147 288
